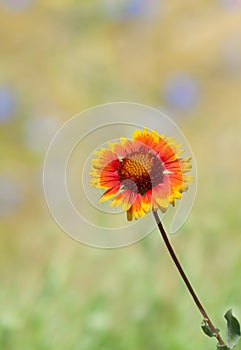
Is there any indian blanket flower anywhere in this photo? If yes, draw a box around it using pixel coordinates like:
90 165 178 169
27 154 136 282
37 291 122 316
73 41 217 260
89 126 239 349
90 128 192 221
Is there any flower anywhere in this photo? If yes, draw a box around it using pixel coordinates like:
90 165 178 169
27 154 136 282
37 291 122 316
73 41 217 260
90 128 192 221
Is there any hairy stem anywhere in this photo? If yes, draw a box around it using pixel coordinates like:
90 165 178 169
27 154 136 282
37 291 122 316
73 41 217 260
152 210 225 346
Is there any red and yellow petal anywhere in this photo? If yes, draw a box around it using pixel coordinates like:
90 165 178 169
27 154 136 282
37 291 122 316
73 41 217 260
109 190 137 211
99 185 121 203
130 193 146 220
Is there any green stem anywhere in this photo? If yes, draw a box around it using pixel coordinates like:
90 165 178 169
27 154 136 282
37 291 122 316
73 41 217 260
152 210 225 346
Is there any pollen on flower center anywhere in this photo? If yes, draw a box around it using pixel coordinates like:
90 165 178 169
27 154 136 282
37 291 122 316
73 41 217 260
117 150 164 195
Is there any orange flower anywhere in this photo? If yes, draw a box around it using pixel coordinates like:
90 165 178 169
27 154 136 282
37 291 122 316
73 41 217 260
90 128 192 221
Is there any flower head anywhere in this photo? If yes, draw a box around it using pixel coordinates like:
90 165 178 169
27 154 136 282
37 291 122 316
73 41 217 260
90 128 192 221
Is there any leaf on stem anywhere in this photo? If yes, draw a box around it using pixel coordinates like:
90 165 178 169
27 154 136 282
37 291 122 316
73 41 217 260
201 319 216 337
224 309 241 349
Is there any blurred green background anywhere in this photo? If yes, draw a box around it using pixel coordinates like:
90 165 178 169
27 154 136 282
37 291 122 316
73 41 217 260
1 1 241 349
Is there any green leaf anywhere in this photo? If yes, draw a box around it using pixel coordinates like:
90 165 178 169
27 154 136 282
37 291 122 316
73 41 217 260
217 345 230 350
201 319 215 337
224 309 241 349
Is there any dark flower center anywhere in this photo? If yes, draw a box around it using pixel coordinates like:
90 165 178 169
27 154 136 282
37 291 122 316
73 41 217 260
117 149 164 195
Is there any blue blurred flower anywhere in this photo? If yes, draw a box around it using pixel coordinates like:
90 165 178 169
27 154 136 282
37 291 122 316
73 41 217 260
219 0 241 9
0 178 23 217
0 86 16 123
163 73 199 110
2 0 32 12
125 0 146 16
102 0 160 21
125 0 158 18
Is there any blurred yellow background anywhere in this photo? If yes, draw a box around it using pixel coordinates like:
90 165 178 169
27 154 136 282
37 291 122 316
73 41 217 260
1 1 241 349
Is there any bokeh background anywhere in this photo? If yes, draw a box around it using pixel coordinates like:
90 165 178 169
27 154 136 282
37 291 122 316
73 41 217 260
1 1 241 349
